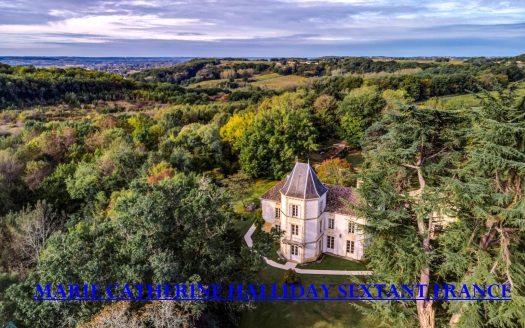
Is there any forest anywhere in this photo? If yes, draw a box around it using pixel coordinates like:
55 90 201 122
0 55 524 328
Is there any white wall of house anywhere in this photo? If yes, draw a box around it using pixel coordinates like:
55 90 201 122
262 192 365 264
304 242 318 261
261 199 278 224
321 213 365 260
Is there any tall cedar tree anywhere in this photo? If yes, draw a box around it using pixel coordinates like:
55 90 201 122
440 88 525 327
356 105 465 328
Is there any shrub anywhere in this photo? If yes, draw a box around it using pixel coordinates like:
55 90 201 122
282 269 301 285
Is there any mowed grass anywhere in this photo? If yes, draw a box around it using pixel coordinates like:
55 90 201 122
234 217 254 239
240 265 376 328
346 151 364 170
252 75 307 90
232 179 279 238
297 255 367 271
233 179 280 214
266 242 287 264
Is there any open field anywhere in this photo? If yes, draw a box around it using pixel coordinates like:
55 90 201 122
251 75 307 90
418 80 525 109
372 58 465 65
250 72 281 81
0 123 23 136
187 72 307 90
187 79 228 88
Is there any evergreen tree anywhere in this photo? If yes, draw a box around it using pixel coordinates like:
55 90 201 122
358 88 525 328
440 88 525 327
356 104 465 328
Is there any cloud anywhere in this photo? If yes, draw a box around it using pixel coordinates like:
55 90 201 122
0 0 523 56
0 14 213 42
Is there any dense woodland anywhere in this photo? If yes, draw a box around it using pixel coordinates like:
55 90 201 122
0 56 524 328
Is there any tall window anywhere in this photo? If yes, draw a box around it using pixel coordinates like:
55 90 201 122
327 236 334 249
291 245 299 256
275 207 280 218
348 221 355 234
346 240 355 254
328 218 335 229
291 224 299 236
291 205 299 217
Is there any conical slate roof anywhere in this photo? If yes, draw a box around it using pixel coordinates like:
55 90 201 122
280 162 328 199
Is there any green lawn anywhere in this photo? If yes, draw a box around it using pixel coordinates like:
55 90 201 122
266 242 287 264
231 178 279 239
297 254 367 271
233 178 279 214
240 266 376 328
233 217 254 239
346 151 364 170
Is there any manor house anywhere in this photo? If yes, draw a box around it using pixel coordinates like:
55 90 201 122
261 162 365 264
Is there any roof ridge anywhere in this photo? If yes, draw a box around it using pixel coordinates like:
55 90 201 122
309 165 320 198
304 164 309 198
285 163 298 195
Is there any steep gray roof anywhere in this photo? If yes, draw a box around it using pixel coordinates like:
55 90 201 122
280 162 328 199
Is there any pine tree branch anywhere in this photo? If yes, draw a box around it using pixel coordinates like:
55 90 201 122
496 225 514 288
423 146 449 163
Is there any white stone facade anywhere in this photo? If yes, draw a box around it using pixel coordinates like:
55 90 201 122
260 162 366 264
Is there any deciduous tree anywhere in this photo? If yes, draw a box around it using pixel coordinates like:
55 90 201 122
338 86 386 147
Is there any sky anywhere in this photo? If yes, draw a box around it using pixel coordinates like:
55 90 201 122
0 0 524 57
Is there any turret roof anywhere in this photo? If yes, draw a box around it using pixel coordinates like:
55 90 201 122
279 162 328 199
